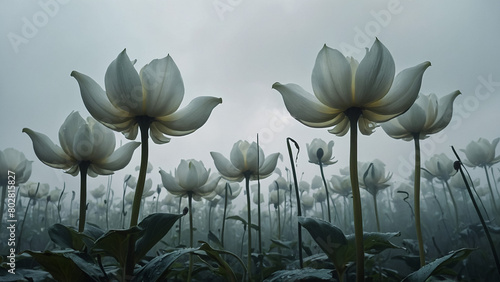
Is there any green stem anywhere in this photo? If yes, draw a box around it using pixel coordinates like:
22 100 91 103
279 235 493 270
188 192 193 282
18 183 39 250
221 183 229 247
413 136 425 267
444 180 459 229
318 159 332 223
244 175 252 280
484 166 498 213
130 121 149 227
78 162 89 232
286 137 303 268
346 108 364 281
372 194 380 232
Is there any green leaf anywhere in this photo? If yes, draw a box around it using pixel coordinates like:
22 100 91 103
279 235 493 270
226 215 259 230
91 227 142 268
298 216 349 275
354 231 403 254
24 250 103 282
135 213 185 263
48 224 92 251
264 268 333 281
133 248 194 282
269 239 297 250
207 230 223 249
402 248 475 282
197 241 240 282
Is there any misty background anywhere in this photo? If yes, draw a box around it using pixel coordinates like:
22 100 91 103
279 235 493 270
1 1 500 206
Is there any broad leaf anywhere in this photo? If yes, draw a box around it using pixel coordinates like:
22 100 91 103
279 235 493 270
48 224 90 251
24 250 103 282
133 248 195 282
207 230 223 249
197 241 240 282
264 268 333 281
135 213 184 263
269 239 297 250
402 248 474 282
91 227 142 268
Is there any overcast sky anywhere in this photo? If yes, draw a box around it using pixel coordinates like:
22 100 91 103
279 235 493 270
1 1 500 203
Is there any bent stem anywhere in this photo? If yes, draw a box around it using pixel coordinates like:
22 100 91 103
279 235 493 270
78 162 89 232
346 108 364 281
413 135 426 267
287 137 303 268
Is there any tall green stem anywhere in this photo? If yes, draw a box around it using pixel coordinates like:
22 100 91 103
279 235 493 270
412 135 425 267
78 162 89 232
318 158 332 223
443 180 459 229
244 174 252 280
372 194 380 232
346 108 364 281
483 166 498 213
287 137 303 268
130 121 150 227
187 192 194 282
221 183 229 247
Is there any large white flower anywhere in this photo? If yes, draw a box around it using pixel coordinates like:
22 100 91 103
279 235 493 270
0 148 32 187
23 111 140 177
461 138 500 168
381 91 460 140
273 39 430 136
210 140 280 182
71 50 222 144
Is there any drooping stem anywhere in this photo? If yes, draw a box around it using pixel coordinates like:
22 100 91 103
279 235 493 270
451 146 500 277
413 135 426 267
187 192 194 282
244 174 252 280
78 162 89 232
483 166 498 213
346 108 364 281
286 137 303 268
130 121 150 227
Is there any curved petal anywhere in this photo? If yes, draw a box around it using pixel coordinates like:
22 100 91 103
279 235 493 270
196 174 221 196
230 141 248 172
354 39 395 105
210 152 243 181
23 128 73 169
87 117 116 159
381 119 412 140
140 54 184 117
426 90 461 134
105 49 144 115
257 152 280 179
149 123 171 144
272 82 341 128
156 96 222 136
358 116 378 135
93 141 140 172
364 61 431 121
159 169 185 195
395 103 426 134
312 45 352 109
71 71 134 130
327 116 350 136
59 111 86 157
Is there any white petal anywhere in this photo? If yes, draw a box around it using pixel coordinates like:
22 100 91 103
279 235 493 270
353 39 395 105
256 152 280 180
381 119 412 140
156 96 222 136
327 116 350 136
159 169 185 195
426 91 461 134
149 123 171 144
210 152 243 181
364 61 431 121
71 71 134 129
272 82 341 127
140 55 184 117
72 123 94 160
23 128 73 169
58 111 86 157
312 45 352 109
105 49 144 115
87 117 116 159
93 141 140 172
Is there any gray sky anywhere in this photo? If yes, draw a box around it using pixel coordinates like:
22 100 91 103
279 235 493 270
1 1 500 202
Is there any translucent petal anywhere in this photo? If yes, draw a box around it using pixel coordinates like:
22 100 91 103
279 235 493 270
72 123 94 160
105 49 144 115
327 116 350 136
426 91 461 134
71 71 133 129
159 169 185 195
87 117 116 159
353 39 395 105
381 119 412 140
257 152 280 179
312 45 352 109
364 61 430 121
272 82 341 127
58 111 85 157
230 141 248 172
94 141 140 172
140 55 185 117
156 96 222 136
358 116 378 135
149 123 171 144
23 128 73 169
210 152 243 181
